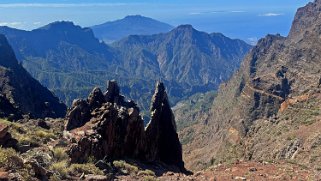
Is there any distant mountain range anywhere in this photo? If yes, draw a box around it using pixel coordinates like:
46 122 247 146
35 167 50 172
91 15 174 43
0 21 251 113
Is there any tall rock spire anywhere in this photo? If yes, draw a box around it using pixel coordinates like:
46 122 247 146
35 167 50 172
145 81 184 169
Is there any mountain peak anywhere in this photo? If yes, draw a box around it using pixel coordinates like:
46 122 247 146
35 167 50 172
288 0 321 41
91 15 173 43
169 25 197 37
38 21 79 31
175 24 194 31
124 15 146 20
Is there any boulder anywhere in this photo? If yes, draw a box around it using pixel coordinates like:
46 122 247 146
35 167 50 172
88 87 106 109
65 99 91 131
0 123 17 148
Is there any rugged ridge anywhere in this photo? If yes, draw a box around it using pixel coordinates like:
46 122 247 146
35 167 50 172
0 23 251 113
67 81 185 171
183 0 321 171
0 34 66 119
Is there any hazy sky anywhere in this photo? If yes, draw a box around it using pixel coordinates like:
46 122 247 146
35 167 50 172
0 0 312 43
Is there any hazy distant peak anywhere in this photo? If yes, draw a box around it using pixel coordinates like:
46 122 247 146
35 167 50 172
175 24 194 31
38 21 77 30
91 15 173 43
123 15 149 20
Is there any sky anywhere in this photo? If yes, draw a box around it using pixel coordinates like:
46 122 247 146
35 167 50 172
0 0 313 43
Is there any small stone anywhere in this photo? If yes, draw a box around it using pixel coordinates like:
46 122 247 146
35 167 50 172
249 167 257 172
234 176 246 180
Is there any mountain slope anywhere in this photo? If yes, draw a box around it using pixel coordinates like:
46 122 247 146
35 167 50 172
0 22 119 105
183 0 321 171
113 25 251 103
91 15 173 43
0 23 251 112
0 34 66 119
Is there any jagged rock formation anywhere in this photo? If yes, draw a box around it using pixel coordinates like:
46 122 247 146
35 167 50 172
182 0 321 171
67 81 185 170
0 34 66 119
145 82 184 168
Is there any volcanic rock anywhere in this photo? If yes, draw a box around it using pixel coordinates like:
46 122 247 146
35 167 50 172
145 82 184 169
67 81 185 170
0 123 17 148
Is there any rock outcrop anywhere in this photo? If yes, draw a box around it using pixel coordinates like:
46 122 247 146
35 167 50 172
0 34 66 119
67 81 185 171
145 82 184 168
0 123 17 148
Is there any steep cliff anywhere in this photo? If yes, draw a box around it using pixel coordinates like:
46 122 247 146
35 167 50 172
183 0 321 171
0 34 66 119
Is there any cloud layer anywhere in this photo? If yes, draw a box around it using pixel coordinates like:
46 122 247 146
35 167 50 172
259 13 284 17
189 10 246 15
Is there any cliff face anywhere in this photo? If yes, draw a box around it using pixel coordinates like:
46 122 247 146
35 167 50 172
0 34 66 119
182 0 321 171
67 81 185 171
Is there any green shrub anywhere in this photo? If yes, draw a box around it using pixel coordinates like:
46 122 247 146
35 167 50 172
113 160 139 174
138 169 156 177
52 147 68 161
35 130 56 140
0 147 23 169
49 161 69 179
69 163 104 175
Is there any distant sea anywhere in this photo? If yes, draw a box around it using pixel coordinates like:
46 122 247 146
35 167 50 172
164 11 296 45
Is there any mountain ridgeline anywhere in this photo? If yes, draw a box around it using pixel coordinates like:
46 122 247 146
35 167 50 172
0 34 66 119
182 0 321 171
91 15 174 43
0 22 251 112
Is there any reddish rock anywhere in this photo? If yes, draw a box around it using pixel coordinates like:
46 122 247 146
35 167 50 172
0 171 9 181
67 81 185 171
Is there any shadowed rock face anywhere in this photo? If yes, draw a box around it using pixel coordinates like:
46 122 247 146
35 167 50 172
67 81 185 171
145 82 184 169
0 34 66 119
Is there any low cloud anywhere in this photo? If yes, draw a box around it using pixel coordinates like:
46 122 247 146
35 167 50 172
189 10 246 15
259 13 284 17
0 21 23 27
